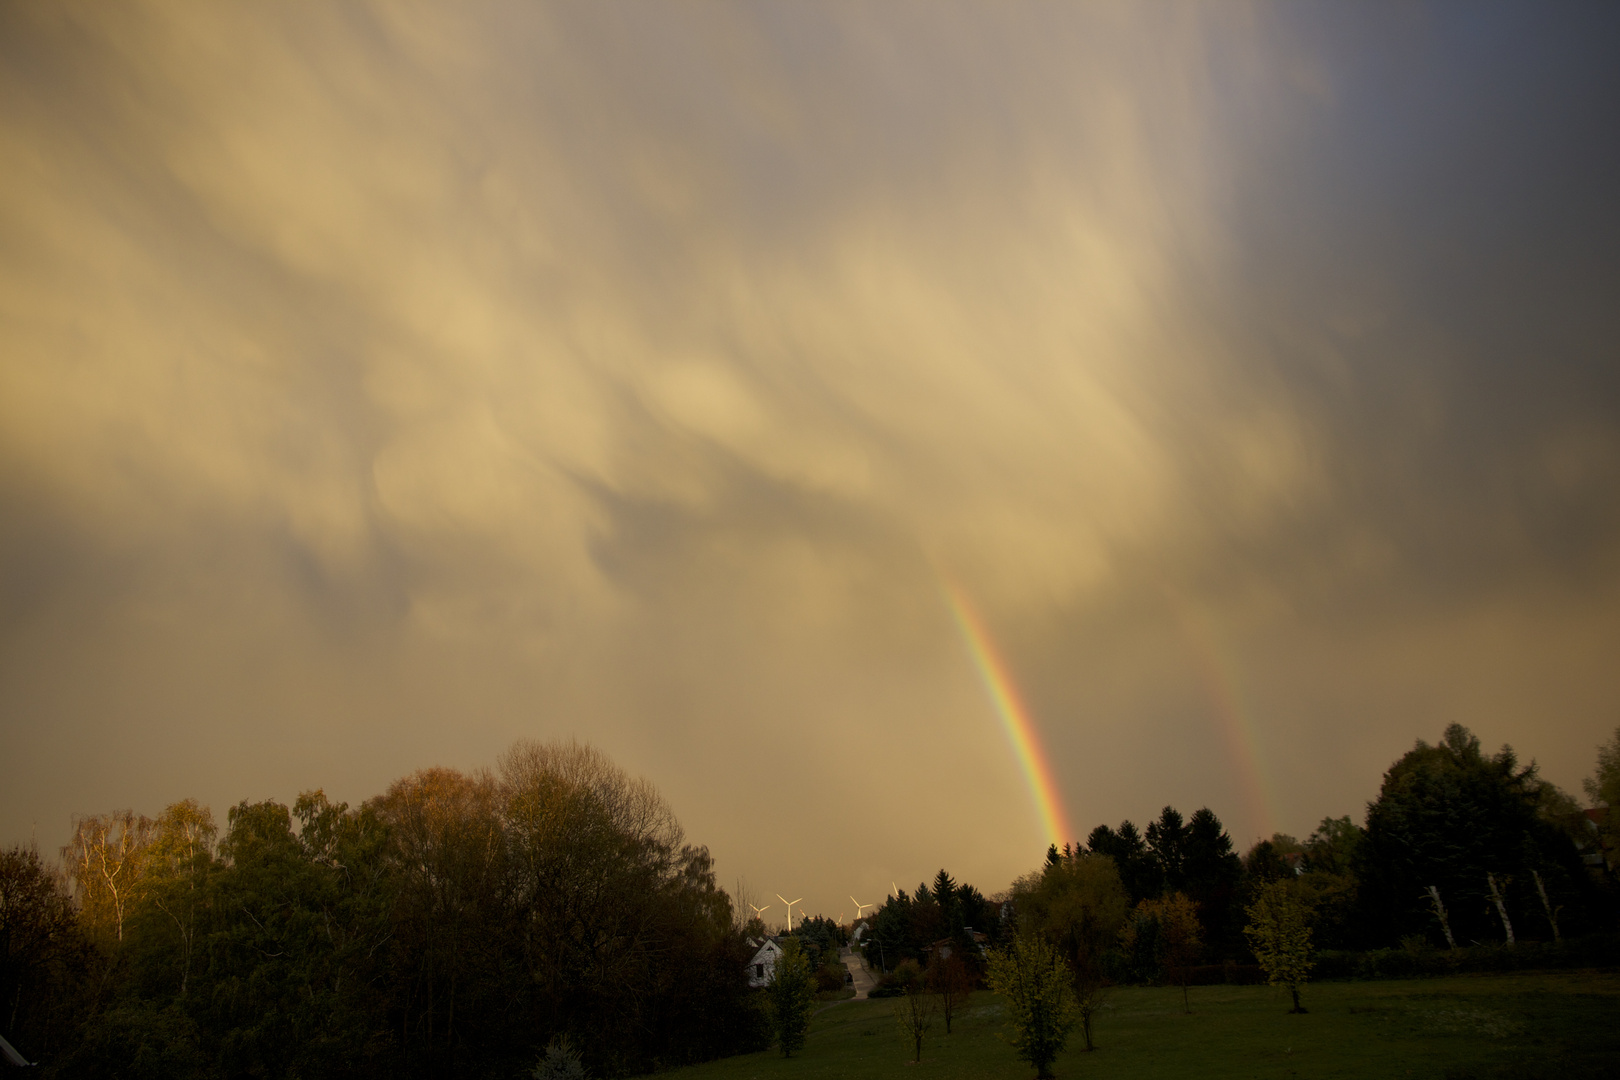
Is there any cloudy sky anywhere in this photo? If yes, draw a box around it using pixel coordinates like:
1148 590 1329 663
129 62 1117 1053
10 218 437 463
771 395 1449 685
3 2 1618 921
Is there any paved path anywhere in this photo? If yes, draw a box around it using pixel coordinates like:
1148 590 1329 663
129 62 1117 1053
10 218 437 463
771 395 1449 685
840 945 879 1001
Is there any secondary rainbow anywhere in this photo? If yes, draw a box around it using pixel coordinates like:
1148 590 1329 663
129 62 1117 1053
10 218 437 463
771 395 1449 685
1164 592 1281 841
944 582 1074 849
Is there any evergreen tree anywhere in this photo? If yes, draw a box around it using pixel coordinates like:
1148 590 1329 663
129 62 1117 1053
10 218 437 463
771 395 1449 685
1146 807 1188 894
1087 820 1158 902
1358 724 1593 947
1182 808 1243 952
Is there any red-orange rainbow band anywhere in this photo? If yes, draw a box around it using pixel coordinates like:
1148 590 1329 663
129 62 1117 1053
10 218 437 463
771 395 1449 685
945 583 1074 850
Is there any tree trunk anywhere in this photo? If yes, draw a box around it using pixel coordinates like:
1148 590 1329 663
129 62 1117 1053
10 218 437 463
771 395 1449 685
1486 873 1515 946
1426 885 1457 949
1532 870 1561 942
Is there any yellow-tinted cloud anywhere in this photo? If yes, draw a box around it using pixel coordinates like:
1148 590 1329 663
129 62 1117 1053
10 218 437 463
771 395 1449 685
3 2 1617 917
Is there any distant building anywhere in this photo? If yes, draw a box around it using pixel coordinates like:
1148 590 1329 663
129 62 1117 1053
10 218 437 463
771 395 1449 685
745 937 784 988
923 929 988 963
1576 807 1612 870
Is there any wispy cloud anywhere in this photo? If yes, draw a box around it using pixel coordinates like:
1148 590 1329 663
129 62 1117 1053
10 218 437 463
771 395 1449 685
3 2 1617 915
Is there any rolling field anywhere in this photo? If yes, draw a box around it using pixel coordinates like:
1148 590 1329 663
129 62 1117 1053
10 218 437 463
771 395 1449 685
664 972 1620 1080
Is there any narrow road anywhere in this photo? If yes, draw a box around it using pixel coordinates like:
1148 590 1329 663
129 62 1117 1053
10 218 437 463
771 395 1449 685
840 945 879 1000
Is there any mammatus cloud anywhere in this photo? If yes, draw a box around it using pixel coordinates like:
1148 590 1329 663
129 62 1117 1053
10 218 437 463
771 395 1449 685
2 2 1617 918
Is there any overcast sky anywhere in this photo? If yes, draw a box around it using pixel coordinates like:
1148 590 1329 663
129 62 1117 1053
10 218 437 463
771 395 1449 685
3 2 1618 922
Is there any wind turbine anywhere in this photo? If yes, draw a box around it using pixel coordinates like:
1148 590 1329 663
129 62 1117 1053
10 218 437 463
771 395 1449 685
747 901 770 926
851 896 873 919
777 894 803 933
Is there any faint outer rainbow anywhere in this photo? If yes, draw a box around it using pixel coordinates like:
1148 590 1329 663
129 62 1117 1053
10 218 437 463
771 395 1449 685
944 582 1074 849
1165 593 1279 840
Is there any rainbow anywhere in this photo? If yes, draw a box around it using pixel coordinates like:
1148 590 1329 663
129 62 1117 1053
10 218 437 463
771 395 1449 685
944 583 1074 849
1166 594 1280 842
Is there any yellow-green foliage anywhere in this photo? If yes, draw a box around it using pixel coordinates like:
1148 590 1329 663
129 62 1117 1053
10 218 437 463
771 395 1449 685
985 934 1076 1079
1243 879 1314 1012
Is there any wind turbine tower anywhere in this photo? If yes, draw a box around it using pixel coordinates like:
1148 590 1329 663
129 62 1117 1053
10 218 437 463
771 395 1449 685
777 894 803 933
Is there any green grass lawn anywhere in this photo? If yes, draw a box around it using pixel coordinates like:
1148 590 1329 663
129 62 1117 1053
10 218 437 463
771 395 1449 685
665 972 1620 1080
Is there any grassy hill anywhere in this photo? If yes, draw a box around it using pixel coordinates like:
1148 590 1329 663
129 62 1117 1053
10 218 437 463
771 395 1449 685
662 971 1620 1080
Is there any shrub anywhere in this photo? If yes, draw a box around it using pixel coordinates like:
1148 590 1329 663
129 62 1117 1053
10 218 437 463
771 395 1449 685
532 1035 586 1080
766 939 816 1057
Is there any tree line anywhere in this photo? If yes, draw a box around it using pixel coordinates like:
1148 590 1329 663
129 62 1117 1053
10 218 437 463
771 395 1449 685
0 741 768 1078
852 723 1619 1075
4 723 1617 1075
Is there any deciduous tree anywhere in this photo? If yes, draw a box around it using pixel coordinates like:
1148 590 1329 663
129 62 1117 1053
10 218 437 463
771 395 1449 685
1120 892 1201 1013
986 933 1076 1080
1243 879 1313 1013
1290 815 1364 949
63 810 156 944
0 844 88 1060
1584 725 1620 875
926 952 971 1034
373 766 509 1068
767 937 815 1057
893 977 936 1063
142 800 216 998
1013 849 1128 1050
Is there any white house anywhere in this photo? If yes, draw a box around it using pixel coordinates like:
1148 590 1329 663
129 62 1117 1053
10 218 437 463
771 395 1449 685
745 937 784 988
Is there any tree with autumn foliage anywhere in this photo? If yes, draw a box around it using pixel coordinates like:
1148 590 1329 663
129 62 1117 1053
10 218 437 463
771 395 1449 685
1120 891 1202 1013
62 809 156 947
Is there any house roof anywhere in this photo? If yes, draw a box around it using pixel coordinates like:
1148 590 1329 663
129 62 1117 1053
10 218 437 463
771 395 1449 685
0 1033 32 1068
746 939 783 966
